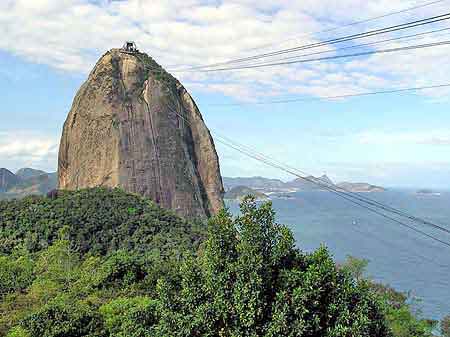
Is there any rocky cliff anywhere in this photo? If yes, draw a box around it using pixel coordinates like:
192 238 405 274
58 48 224 218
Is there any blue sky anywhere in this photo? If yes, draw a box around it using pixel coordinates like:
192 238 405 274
1 0 450 188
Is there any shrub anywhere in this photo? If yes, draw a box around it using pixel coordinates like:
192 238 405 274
0 248 34 297
6 326 30 337
20 296 103 337
100 296 157 337
97 250 147 287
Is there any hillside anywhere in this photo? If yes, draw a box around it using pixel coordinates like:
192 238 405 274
0 187 204 256
224 185 268 201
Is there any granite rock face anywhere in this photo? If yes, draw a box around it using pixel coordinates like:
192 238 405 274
58 49 224 218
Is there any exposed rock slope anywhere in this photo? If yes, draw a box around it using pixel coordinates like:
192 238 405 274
58 49 224 218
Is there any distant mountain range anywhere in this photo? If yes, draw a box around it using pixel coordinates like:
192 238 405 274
0 168 57 200
0 169 385 201
223 175 386 193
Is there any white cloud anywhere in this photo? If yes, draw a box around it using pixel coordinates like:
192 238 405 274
2 0 450 101
0 131 59 172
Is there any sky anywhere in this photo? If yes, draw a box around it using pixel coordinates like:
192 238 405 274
1 0 450 188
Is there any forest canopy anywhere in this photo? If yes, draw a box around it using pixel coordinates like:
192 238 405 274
0 188 438 336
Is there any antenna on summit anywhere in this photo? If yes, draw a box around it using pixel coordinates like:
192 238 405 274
120 41 139 54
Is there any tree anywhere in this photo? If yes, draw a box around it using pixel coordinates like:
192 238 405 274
6 190 435 337
0 247 34 297
442 315 450 337
156 197 391 337
339 255 369 282
20 296 103 337
100 296 157 337
340 256 437 337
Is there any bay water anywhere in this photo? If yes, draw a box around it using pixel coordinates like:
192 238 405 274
226 190 450 322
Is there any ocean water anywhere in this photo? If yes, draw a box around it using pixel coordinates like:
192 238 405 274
226 190 450 322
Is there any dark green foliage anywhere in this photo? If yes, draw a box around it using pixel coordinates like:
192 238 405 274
97 250 147 287
1 190 437 337
155 198 391 337
20 296 104 337
0 188 205 257
0 188 203 335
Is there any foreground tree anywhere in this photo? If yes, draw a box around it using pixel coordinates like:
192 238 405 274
156 197 391 337
341 256 437 337
442 315 450 337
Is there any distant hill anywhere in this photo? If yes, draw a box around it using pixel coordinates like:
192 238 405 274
222 176 285 191
0 168 57 199
223 175 385 193
285 175 334 191
15 167 47 180
336 182 386 193
416 188 441 196
224 185 268 201
223 175 336 192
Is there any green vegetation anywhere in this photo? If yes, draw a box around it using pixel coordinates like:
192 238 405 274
442 315 450 337
0 189 444 336
0 188 204 257
340 256 438 337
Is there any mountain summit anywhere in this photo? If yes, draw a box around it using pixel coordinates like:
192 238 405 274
58 47 224 218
